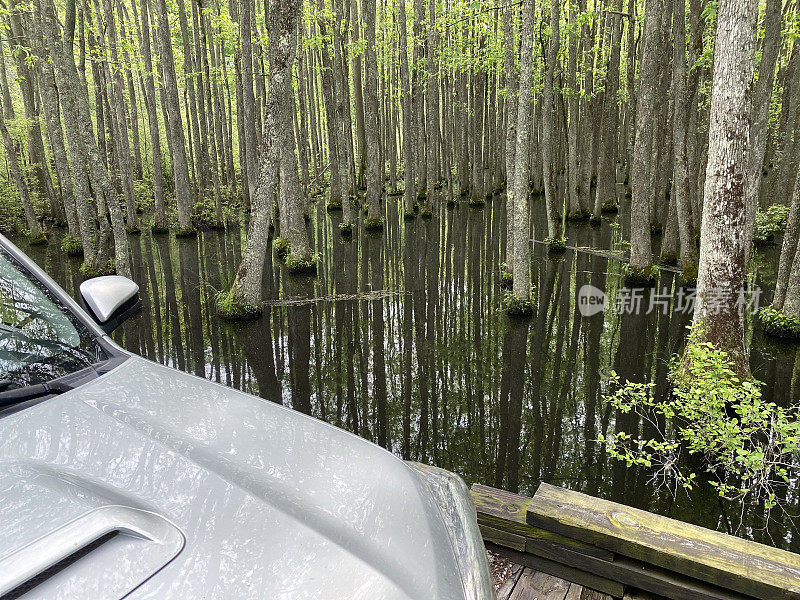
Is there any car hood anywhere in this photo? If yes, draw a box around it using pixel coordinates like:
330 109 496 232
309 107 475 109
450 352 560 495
0 357 467 599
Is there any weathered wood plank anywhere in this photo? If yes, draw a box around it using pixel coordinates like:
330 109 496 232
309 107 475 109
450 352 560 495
486 542 626 598
564 582 584 600
480 524 527 552
509 568 541 600
529 570 572 600
472 484 614 561
527 483 800 600
497 563 524 600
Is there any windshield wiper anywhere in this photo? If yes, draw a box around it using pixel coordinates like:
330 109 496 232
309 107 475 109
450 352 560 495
0 379 74 408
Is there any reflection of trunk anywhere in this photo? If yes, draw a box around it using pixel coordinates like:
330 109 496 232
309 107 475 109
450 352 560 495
496 317 530 491
369 237 388 448
156 235 186 372
178 237 205 378
287 281 313 416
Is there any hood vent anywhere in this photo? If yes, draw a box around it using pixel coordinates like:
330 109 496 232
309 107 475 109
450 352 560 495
0 532 118 600
0 506 185 600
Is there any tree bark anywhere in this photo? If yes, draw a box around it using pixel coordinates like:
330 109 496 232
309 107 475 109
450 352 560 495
688 0 759 376
363 0 381 223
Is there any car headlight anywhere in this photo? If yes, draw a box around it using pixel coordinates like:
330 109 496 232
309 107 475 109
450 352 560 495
406 462 495 600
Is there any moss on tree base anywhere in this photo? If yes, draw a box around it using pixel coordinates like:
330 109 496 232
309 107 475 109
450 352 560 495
567 210 591 222
364 217 385 231
446 198 457 208
681 263 698 284
338 222 354 237
589 215 602 226
61 235 84 256
403 210 417 221
126 226 142 235
546 238 567 254
285 253 318 275
27 232 47 246
623 263 658 287
503 292 534 317
468 197 485 208
216 292 263 320
273 237 290 259
420 208 433 219
174 226 197 238
759 307 800 340
81 260 116 278
326 199 343 212
660 253 678 267
601 200 620 214
151 223 170 235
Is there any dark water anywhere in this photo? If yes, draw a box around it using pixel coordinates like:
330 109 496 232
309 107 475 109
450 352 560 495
15 191 800 550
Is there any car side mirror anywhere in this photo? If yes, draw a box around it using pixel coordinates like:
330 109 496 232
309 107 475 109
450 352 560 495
79 276 141 334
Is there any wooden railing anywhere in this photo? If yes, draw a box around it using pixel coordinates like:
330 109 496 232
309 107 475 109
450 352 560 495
471 483 800 600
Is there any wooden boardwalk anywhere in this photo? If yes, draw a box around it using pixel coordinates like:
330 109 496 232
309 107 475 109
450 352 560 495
496 563 657 600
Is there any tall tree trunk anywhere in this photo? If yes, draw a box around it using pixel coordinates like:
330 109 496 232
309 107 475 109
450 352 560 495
629 0 662 275
503 0 518 265
398 0 415 218
363 0 382 225
686 0 759 377
154 0 193 231
541 0 561 241
511 0 534 302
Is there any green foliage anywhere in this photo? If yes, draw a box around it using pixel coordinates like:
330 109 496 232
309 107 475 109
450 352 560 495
546 237 567 254
601 199 620 214
759 307 800 340
622 262 658 286
500 263 513 290
601 329 800 513
61 235 84 256
0 181 24 235
26 231 46 245
364 216 385 231
326 197 343 212
285 253 318 275
338 222 353 236
273 236 291 259
502 290 534 318
753 204 790 246
215 290 262 320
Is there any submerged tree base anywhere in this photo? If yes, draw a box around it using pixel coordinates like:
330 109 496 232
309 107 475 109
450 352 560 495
681 263 698 285
27 232 47 246
365 217 385 231
660 253 678 267
216 291 263 320
503 292 534 317
174 226 197 238
151 223 170 235
338 222 354 237
273 237 290 259
81 259 115 278
546 238 567 254
623 263 658 287
126 226 142 236
285 253 318 275
601 200 620 214
61 235 83 256
759 307 800 341
420 208 433 219
567 209 591 222
403 210 416 221
468 197 485 208
327 199 343 212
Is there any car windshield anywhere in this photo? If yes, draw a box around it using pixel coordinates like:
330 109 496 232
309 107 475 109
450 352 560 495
0 248 106 388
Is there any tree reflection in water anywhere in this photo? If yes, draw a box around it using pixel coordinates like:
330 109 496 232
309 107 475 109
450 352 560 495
15 194 799 549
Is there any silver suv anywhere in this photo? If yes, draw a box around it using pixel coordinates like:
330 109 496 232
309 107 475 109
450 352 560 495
0 234 494 600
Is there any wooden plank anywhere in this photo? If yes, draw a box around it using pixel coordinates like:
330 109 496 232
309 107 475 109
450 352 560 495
530 570 572 600
527 483 800 600
480 524 527 552
564 583 584 600
509 568 540 600
472 484 614 561
486 542 626 598
497 563 524 600
521 525 753 600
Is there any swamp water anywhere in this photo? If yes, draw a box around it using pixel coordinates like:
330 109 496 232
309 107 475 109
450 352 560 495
15 191 800 550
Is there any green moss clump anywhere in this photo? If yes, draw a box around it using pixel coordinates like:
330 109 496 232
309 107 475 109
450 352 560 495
338 222 354 237
151 223 170 235
500 266 513 290
546 237 567 254
126 226 142 235
420 207 433 219
403 210 416 221
567 209 591 222
364 217 385 231
27 231 47 245
601 200 620 214
416 189 427 200
468 196 485 208
660 253 678 267
759 307 800 340
446 198 457 208
681 263 698 284
174 226 197 238
285 253 318 275
273 237 291 259
61 235 84 256
216 291 263 320
81 259 115 278
622 263 658 287
503 291 534 317
326 198 343 212
589 215 602 226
